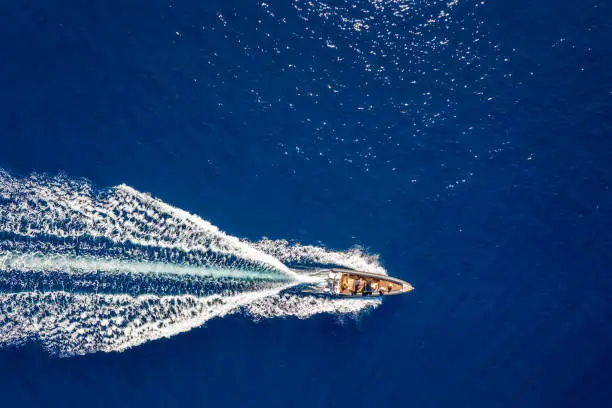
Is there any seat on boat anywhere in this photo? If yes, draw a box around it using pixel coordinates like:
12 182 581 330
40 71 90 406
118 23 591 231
341 275 349 292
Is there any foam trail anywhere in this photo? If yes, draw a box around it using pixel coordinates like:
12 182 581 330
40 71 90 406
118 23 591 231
0 285 294 356
253 239 388 275
244 293 381 320
0 253 288 282
0 170 385 356
0 170 292 276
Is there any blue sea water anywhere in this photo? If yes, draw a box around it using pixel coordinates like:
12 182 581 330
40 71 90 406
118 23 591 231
1 0 611 406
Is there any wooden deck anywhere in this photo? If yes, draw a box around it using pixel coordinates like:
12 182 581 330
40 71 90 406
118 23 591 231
338 273 404 296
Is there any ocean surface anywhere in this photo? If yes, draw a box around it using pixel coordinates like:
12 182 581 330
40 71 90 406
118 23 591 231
0 0 611 407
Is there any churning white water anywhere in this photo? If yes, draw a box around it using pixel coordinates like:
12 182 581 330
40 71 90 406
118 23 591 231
0 170 382 356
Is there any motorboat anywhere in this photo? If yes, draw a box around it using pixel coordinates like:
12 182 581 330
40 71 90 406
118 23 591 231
292 267 413 297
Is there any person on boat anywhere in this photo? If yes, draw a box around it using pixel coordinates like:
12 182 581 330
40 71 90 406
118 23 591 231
378 288 385 296
353 278 361 295
363 280 373 296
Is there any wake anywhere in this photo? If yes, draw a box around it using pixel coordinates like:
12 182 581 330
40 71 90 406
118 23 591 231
0 170 382 356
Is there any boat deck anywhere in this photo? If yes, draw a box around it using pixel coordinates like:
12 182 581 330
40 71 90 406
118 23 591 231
338 273 404 296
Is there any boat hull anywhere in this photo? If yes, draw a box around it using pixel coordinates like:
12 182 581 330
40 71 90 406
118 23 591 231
292 267 413 297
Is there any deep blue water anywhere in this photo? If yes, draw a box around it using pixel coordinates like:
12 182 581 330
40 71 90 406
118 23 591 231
1 0 611 406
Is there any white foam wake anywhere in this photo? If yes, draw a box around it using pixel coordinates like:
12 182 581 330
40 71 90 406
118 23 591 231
252 238 388 275
0 170 385 356
0 170 290 275
0 286 290 356
0 253 286 282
